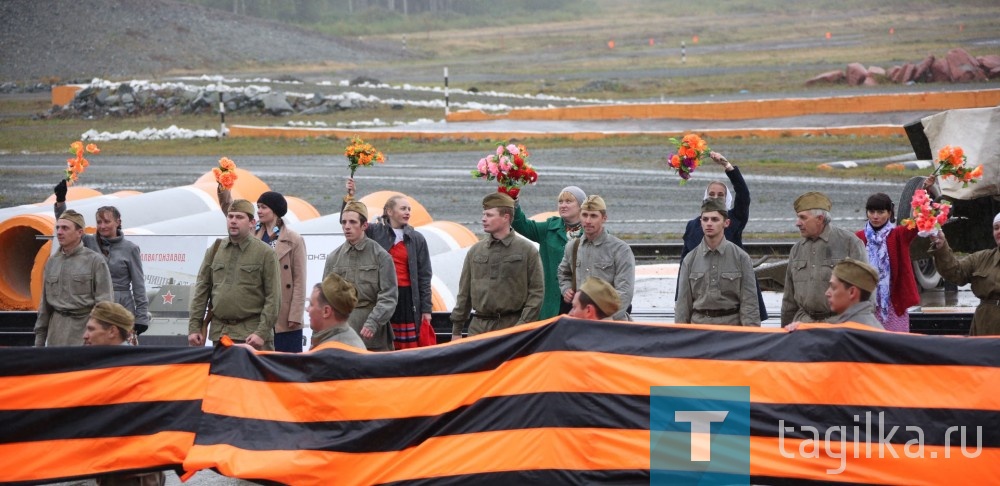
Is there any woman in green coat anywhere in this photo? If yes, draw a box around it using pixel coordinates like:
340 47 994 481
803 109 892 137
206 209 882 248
512 186 586 319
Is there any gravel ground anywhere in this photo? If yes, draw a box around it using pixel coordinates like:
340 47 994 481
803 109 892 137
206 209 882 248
0 0 404 82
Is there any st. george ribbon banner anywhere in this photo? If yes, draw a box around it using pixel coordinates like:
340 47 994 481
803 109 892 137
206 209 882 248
2 318 999 485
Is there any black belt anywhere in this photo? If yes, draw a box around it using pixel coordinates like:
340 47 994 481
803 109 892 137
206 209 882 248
214 316 257 326
55 307 92 318
694 308 739 318
472 311 521 321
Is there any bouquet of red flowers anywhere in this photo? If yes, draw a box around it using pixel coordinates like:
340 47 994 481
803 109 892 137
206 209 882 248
901 189 951 237
471 142 538 199
667 133 710 185
213 157 238 190
933 145 982 188
66 141 100 185
344 136 385 178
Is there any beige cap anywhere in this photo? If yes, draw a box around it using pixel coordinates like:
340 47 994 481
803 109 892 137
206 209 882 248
321 272 358 316
59 209 86 229
482 192 515 209
700 198 728 218
833 258 880 293
344 201 369 220
580 195 606 211
229 199 256 219
793 192 832 212
90 301 134 333
580 276 621 317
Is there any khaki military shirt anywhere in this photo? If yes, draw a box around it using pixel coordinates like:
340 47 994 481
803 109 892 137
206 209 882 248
188 236 281 346
931 240 1000 336
450 230 544 338
832 301 884 329
781 224 866 325
557 230 636 321
311 325 366 350
35 244 113 346
323 236 398 351
675 239 760 326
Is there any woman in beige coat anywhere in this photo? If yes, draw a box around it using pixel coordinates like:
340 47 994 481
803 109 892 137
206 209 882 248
255 191 308 352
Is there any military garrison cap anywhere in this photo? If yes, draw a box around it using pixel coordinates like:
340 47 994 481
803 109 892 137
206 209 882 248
321 272 358 316
580 276 621 317
90 301 134 333
229 199 256 219
833 258 879 293
482 192 515 209
700 198 729 218
580 195 607 211
59 209 86 229
793 192 832 212
343 201 369 220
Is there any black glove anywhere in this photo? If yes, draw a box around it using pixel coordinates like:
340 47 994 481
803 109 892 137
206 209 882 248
54 179 67 203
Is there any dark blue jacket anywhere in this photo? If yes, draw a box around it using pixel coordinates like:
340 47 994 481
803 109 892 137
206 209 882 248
677 167 768 320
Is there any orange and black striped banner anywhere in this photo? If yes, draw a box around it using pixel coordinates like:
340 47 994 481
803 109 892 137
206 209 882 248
3 318 1000 485
182 318 1000 485
0 346 211 485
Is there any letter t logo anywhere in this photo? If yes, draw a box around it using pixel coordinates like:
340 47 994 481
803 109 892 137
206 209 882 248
674 410 729 461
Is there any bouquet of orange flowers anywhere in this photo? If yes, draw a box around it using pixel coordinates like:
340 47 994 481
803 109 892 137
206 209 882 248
471 142 538 199
933 145 982 188
66 141 99 185
344 136 385 177
213 157 238 190
901 189 951 237
667 133 710 185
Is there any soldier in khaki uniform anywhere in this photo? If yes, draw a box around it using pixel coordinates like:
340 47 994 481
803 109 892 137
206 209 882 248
568 276 621 321
308 273 366 350
929 214 1000 336
188 199 281 350
557 195 635 321
827 258 883 329
451 193 544 340
781 192 866 326
323 201 398 351
35 209 114 347
675 199 760 326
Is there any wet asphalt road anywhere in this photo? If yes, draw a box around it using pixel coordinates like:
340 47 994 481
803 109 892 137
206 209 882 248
0 144 910 238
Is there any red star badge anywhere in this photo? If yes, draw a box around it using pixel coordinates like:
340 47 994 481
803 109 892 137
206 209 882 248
162 290 175 305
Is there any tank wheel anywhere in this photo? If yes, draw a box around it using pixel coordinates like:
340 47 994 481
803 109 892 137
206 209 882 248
898 176 941 290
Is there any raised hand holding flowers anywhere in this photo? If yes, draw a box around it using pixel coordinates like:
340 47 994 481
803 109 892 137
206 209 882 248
933 145 982 188
471 142 537 199
901 188 951 237
213 156 239 191
667 133 711 185
65 140 100 185
344 136 385 178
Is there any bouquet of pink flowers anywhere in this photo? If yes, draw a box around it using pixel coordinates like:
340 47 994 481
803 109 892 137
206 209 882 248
471 142 538 199
667 133 710 185
901 189 951 237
